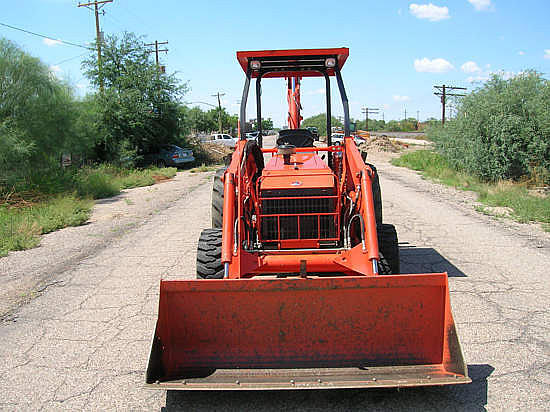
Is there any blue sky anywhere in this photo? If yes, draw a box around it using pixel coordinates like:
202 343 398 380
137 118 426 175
2 0 549 127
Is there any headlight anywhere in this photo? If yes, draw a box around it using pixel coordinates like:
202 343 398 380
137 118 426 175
325 58 336 68
250 60 261 70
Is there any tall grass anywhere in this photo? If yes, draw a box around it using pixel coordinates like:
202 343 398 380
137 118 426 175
0 165 178 256
392 150 550 228
0 196 92 256
76 167 120 199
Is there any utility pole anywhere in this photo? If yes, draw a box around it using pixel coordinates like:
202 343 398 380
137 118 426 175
417 110 420 122
78 0 113 93
211 92 225 133
145 40 168 72
434 85 466 126
361 107 379 131
404 108 407 121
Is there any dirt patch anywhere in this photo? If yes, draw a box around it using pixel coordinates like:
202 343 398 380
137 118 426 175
152 175 173 184
528 187 550 198
358 135 408 153
0 190 52 209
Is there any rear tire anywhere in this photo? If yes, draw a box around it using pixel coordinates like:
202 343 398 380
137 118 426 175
196 228 224 279
211 167 227 228
378 223 399 275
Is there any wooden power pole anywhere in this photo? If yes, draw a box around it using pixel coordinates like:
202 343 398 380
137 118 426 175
434 85 466 126
78 0 113 93
361 107 379 131
212 92 226 133
145 40 168 72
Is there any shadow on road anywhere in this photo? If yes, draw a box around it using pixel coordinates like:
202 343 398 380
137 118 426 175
400 243 467 277
162 364 493 411
94 194 124 204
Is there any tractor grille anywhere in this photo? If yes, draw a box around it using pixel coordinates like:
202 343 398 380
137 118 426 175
259 191 339 246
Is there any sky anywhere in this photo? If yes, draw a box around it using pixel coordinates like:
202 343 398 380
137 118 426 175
2 0 549 127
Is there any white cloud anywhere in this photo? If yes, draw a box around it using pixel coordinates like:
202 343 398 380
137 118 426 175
461 61 481 73
393 95 410 102
409 3 450 22
48 65 63 79
544 49 550 60
518 51 525 56
43 38 62 47
467 0 492 11
397 8 402 15
414 57 454 73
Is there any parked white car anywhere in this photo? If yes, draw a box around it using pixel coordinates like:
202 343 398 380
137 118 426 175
210 133 238 148
331 133 366 146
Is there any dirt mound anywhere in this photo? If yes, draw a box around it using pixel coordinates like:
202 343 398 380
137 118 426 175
358 135 407 153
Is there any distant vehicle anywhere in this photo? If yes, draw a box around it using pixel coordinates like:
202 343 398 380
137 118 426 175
305 126 319 141
245 131 260 140
210 133 238 148
331 133 366 146
145 145 195 167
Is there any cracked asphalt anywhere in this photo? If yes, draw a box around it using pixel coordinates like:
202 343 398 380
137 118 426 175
1 148 549 410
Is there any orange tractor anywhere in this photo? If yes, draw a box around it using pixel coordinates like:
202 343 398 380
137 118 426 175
146 48 470 390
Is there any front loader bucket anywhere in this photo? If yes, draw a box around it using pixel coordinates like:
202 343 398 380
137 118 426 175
146 274 470 390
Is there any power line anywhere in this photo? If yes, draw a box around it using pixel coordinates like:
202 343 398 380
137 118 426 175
54 52 89 66
0 21 92 50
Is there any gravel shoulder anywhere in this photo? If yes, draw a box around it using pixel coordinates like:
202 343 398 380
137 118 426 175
0 149 549 410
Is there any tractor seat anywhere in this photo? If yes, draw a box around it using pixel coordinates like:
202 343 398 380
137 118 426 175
276 129 315 148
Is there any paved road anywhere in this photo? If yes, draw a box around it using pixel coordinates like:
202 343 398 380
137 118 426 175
1 151 549 410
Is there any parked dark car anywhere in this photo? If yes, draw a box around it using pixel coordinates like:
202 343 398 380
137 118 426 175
144 145 195 167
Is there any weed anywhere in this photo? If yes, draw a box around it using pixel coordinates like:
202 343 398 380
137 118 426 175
76 167 120 199
190 164 220 173
0 164 175 256
0 196 92 256
392 149 550 227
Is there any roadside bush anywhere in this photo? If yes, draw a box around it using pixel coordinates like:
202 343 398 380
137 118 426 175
430 71 550 184
76 167 120 199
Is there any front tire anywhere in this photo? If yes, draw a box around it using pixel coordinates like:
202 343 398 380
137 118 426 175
367 163 382 228
196 229 224 279
378 223 399 275
211 167 227 228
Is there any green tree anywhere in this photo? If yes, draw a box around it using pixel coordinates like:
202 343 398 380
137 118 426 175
250 117 274 132
302 113 343 136
261 118 273 130
431 71 550 183
83 32 188 162
0 38 78 173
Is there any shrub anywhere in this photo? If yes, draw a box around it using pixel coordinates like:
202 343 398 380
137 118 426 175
76 167 120 199
430 71 550 184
